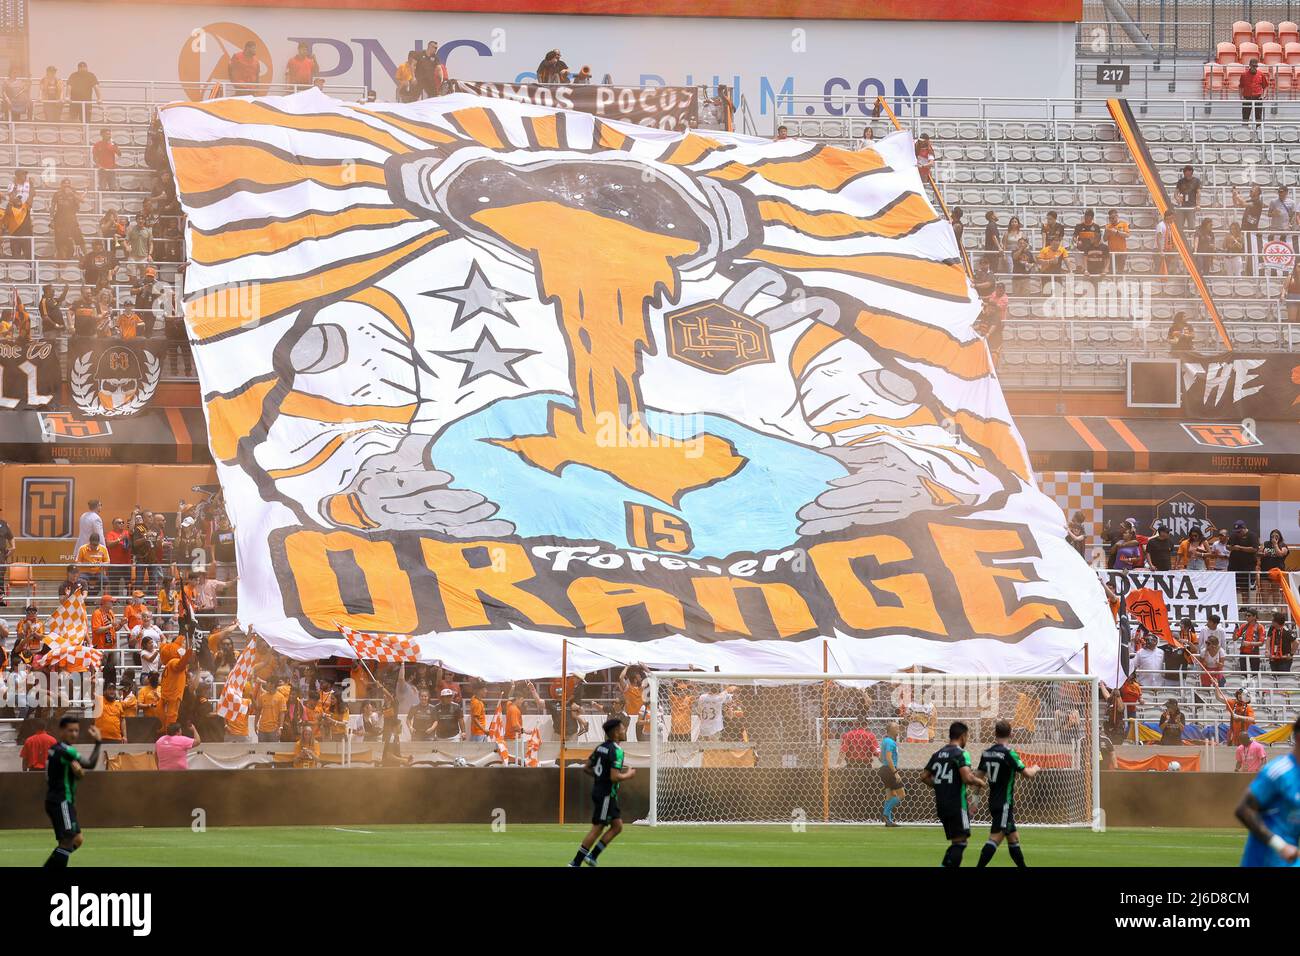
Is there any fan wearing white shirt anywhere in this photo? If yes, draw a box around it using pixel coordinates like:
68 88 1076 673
693 688 735 741
130 610 162 652
1200 615 1227 657
1133 631 1167 687
905 700 936 743
74 498 104 552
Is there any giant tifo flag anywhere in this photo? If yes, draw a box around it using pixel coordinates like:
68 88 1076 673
160 89 1116 681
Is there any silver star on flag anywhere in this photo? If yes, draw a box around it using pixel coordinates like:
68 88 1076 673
422 261 524 330
437 329 538 387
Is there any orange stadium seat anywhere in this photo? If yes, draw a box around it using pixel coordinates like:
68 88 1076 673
1286 41 1300 64
1204 62 1226 95
1274 64 1296 96
1238 40 1262 62
1281 21 1300 45
1263 41 1285 64
5 562 36 601
1256 21 1277 45
1217 41 1239 64
1233 20 1255 46
1225 63 1247 92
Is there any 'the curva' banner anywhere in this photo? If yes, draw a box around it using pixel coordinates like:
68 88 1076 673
160 89 1115 680
448 81 700 129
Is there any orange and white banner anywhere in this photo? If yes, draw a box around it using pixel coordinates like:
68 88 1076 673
160 90 1115 681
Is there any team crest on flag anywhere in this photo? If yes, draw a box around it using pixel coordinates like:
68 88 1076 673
160 89 1116 680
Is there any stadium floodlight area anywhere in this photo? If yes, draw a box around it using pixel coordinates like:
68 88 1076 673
646 673 1101 830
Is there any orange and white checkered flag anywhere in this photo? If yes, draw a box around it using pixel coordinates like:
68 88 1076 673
41 589 101 671
488 704 511 762
335 622 419 663
525 726 541 767
216 640 258 721
47 588 89 644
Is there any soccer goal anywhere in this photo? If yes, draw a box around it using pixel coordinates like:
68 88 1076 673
645 672 1101 830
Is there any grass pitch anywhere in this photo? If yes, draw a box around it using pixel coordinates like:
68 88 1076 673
0 824 1244 866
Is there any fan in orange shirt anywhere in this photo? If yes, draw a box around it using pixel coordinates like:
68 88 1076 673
468 685 488 740
90 595 119 650
292 724 321 767
137 673 164 723
95 684 127 743
119 673 139 718
123 591 147 633
225 683 254 741
505 688 525 741
255 680 287 742
619 664 647 737
158 638 190 726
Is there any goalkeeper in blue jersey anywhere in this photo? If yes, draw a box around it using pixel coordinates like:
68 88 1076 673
1236 715 1300 867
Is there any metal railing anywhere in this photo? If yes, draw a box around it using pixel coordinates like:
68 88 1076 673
1076 19 1214 59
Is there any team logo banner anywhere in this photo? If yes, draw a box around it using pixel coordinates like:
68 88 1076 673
448 81 700 130
69 339 163 417
159 89 1115 680
0 340 59 410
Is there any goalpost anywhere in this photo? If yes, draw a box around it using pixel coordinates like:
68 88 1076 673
646 672 1102 830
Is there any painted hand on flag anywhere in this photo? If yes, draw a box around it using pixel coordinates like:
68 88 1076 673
331 434 513 537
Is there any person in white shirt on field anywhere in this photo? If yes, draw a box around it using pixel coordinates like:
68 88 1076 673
693 686 735 741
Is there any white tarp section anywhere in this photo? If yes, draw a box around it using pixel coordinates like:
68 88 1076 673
161 89 1116 681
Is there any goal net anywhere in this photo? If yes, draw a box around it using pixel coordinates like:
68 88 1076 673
646 672 1100 829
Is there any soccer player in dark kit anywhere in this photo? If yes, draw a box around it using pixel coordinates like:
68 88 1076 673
44 715 102 868
569 717 636 867
976 720 1041 866
921 721 987 867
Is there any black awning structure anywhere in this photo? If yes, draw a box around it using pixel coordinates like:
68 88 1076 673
1019 415 1298 474
0 408 212 464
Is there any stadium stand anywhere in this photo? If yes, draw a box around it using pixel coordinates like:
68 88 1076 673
0 9 1295 776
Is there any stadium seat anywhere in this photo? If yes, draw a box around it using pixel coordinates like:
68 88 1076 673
1226 63 1247 92
5 563 36 602
1275 64 1296 96
1282 21 1300 45
1238 41 1262 62
1257 21 1278 45
1204 63 1226 95
1264 41 1286 64
1287 41 1300 64
1233 21 1254 46
1217 41 1239 64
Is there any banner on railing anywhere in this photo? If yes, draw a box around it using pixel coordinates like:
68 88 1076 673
1180 352 1300 421
0 340 59 411
448 81 699 129
67 338 163 418
1098 569 1238 626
